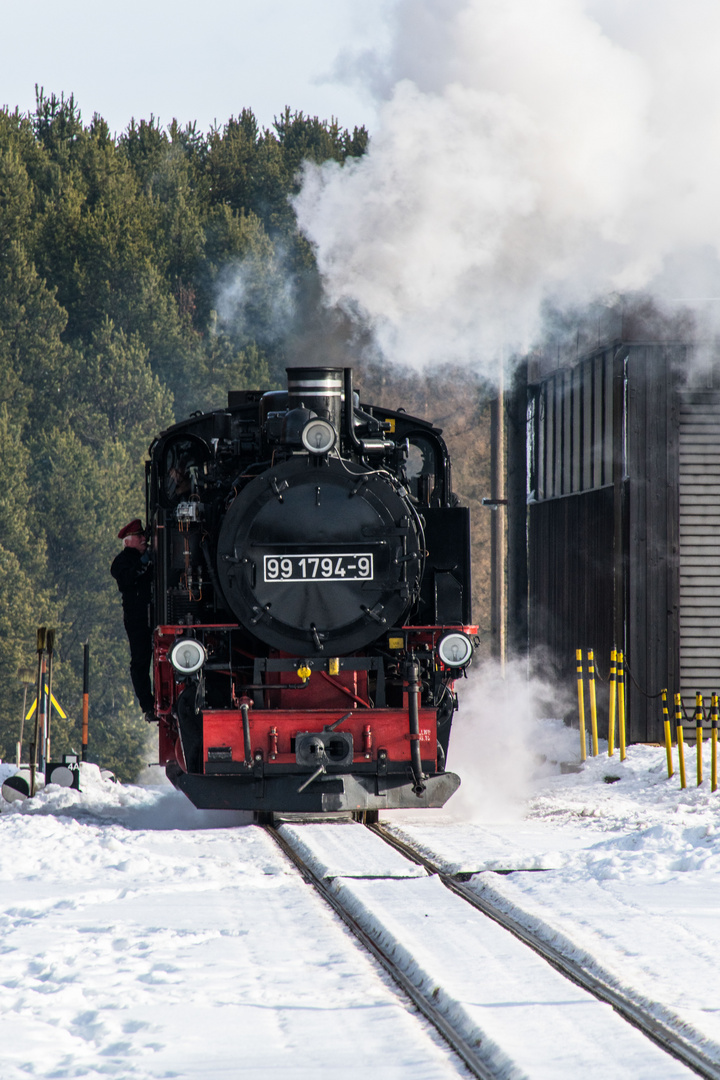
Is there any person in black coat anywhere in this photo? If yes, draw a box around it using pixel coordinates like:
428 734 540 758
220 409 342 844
111 518 154 720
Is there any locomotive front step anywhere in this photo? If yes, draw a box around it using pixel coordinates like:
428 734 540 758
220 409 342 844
166 762 461 812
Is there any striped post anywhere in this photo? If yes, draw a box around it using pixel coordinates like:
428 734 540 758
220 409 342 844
587 649 599 757
617 651 626 761
711 693 718 794
675 693 687 790
576 648 587 763
662 690 673 778
608 649 617 757
696 691 704 786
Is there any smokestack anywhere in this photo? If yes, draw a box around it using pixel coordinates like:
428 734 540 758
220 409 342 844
286 367 344 432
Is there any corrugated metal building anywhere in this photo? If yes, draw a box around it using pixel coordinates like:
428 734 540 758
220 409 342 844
508 305 719 742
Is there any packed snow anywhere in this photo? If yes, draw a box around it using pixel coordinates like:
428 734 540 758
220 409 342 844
1 717 719 1078
0 765 469 1080
277 818 695 1079
391 727 720 1072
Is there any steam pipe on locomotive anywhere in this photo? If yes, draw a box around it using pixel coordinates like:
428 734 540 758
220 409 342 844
146 366 478 813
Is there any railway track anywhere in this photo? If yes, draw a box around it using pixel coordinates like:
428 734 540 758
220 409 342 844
266 821 492 1079
264 816 719 1080
367 823 720 1080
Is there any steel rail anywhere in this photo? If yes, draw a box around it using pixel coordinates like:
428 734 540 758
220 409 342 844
263 823 499 1080
367 823 720 1080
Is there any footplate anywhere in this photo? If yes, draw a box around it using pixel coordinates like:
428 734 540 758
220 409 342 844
166 763 461 812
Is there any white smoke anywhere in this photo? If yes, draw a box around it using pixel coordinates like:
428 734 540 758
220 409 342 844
294 0 720 377
214 250 296 346
446 658 575 821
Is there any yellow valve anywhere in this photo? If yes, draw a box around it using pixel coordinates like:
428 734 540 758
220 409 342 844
328 658 340 676
297 665 312 683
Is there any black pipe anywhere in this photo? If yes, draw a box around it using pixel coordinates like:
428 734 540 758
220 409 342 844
44 628 55 770
241 702 252 765
406 659 426 794
297 762 326 793
343 368 363 453
200 538 226 616
324 711 353 733
342 368 390 454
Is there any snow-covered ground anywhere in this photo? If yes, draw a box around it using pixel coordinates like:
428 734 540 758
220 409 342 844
1 718 719 1078
391 727 720 1070
0 765 470 1080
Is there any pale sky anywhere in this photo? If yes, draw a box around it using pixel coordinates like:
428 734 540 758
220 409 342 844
1 0 389 135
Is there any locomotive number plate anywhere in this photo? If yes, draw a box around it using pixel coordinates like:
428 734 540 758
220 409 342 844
263 553 374 582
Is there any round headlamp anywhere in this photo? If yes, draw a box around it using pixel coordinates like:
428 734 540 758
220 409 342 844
437 632 474 669
169 638 206 676
301 418 336 455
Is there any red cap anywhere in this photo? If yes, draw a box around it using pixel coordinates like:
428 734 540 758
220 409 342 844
118 518 143 539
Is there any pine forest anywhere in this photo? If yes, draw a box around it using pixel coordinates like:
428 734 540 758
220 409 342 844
0 91 491 779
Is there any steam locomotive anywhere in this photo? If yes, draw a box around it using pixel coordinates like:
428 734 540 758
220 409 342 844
146 367 477 813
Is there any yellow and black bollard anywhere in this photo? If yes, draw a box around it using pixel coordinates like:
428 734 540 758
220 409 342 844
695 691 704 786
662 689 673 779
587 649 599 757
675 692 687 790
576 648 587 763
608 648 617 757
711 693 718 794
617 651 627 761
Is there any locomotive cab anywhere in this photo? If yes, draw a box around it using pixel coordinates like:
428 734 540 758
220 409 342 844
146 366 477 813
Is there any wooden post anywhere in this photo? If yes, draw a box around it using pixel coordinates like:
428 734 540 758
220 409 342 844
30 627 46 797
82 642 90 762
16 667 34 766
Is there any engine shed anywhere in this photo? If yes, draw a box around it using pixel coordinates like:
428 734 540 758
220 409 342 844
507 303 720 742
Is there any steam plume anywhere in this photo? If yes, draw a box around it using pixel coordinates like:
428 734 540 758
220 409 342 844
448 659 574 821
295 0 720 377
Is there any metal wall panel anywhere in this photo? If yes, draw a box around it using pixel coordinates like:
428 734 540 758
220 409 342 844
529 350 615 503
626 345 678 742
528 489 615 734
526 344 679 743
678 391 720 699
